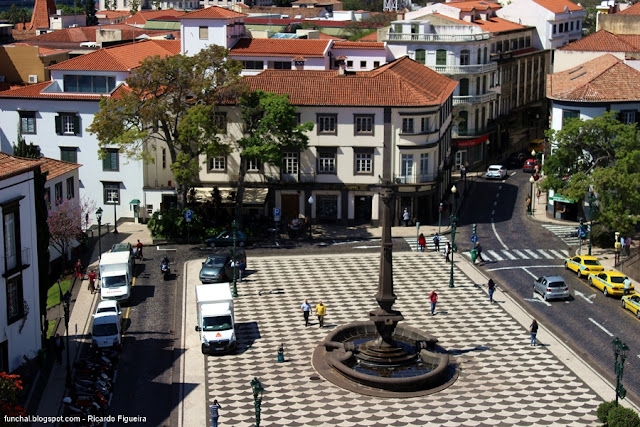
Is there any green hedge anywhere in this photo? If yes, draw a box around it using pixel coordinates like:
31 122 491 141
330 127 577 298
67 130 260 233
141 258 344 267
598 401 640 427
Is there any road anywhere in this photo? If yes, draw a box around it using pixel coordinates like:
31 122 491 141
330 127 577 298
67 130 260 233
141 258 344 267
459 170 640 407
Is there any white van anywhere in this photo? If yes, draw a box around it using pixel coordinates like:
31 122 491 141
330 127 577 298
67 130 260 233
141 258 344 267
91 312 122 349
99 251 134 303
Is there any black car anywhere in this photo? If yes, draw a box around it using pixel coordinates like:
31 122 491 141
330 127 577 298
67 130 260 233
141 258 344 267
204 229 249 248
199 249 247 284
507 152 526 167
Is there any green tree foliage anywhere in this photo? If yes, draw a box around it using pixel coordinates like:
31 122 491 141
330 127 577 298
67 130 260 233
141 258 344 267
56 2 84 14
0 5 32 24
598 401 617 424
12 134 41 159
272 0 292 6
88 46 243 208
607 405 640 427
341 0 384 11
236 91 313 227
542 111 640 235
343 13 394 40
85 0 98 26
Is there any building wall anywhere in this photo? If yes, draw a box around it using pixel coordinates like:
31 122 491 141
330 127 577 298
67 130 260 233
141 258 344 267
49 13 86 30
181 18 245 54
0 45 69 85
0 170 42 372
553 50 625 72
599 14 640 35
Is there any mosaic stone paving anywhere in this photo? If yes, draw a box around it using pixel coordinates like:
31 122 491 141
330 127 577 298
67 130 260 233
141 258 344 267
198 252 601 426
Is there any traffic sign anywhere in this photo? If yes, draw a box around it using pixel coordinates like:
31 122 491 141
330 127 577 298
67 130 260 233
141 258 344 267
273 207 281 221
184 209 193 222
470 234 478 243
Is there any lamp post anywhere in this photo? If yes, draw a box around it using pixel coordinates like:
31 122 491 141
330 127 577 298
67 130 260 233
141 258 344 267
112 201 118 234
415 221 420 252
531 149 536 161
449 214 457 288
612 337 629 406
307 196 313 240
231 219 238 297
251 377 264 426
529 176 535 215
451 185 458 213
438 202 443 234
463 161 468 191
485 139 491 170
96 207 103 260
58 281 71 387
535 113 540 138
588 192 595 255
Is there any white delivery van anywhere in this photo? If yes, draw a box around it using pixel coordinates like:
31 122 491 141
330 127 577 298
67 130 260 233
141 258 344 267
99 251 134 303
195 284 236 354
91 312 122 349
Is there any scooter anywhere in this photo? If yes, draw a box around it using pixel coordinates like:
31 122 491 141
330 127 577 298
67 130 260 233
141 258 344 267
161 257 171 281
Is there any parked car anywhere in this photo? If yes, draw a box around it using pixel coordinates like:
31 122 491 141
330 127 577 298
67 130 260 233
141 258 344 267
485 165 507 179
507 152 526 167
95 300 123 320
522 158 540 173
91 301 123 349
587 271 633 297
533 275 570 301
565 255 604 278
621 293 640 318
204 230 249 248
199 249 247 284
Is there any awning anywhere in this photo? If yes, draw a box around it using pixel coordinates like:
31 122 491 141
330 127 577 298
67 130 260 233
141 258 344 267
454 135 489 147
129 199 141 205
549 195 575 204
194 187 269 205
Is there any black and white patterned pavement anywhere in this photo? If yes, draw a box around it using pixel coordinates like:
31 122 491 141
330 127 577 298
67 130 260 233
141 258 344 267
185 252 602 426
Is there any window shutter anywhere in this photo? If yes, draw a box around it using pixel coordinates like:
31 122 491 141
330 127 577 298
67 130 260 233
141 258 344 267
102 155 109 170
55 116 62 135
73 116 80 135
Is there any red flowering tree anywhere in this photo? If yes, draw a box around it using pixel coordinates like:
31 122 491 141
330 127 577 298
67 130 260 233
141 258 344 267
46 197 94 261
0 372 25 424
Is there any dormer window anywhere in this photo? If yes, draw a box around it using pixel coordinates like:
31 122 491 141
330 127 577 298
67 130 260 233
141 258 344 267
63 75 115 93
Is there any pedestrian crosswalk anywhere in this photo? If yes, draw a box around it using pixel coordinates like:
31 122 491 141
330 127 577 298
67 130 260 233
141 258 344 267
404 236 570 262
542 224 582 247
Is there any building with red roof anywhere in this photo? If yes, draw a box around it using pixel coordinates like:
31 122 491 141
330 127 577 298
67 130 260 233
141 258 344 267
0 43 71 84
554 29 640 72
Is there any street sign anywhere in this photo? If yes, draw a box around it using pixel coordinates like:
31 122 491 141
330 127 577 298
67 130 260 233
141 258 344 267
470 234 478 243
184 209 193 222
273 208 281 221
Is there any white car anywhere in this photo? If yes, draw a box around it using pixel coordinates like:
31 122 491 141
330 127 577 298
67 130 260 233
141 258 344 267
485 165 507 179
94 300 122 321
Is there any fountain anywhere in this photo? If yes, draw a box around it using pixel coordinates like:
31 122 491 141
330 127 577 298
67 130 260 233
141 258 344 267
312 187 458 397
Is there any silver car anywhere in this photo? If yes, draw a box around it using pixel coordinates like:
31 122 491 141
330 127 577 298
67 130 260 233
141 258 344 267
533 275 569 301
485 164 507 179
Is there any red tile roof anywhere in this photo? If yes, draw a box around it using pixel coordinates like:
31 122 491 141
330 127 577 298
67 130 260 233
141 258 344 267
121 9 185 25
319 32 346 40
617 2 640 15
96 10 131 19
0 152 42 181
5 43 71 56
0 153 81 181
48 39 181 71
547 54 640 102
0 81 131 101
26 24 173 44
332 40 385 50
559 30 640 52
230 38 330 57
181 6 246 20
445 1 501 12
356 31 378 42
531 0 583 14
248 6 329 18
244 56 457 107
26 0 57 30
473 17 526 33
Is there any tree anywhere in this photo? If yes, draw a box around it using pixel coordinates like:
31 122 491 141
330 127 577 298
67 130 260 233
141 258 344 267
46 198 94 261
85 0 98 26
0 372 25 420
0 5 31 25
12 134 41 159
33 168 51 348
236 90 313 227
88 45 243 208
542 111 640 235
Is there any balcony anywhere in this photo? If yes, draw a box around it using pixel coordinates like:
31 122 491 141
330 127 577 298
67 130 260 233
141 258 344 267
427 62 497 75
394 173 439 184
386 33 490 42
453 92 497 106
2 248 31 278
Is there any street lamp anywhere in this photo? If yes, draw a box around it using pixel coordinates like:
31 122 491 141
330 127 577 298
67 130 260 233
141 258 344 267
588 192 596 255
612 337 629 406
438 202 443 234
535 113 540 138
463 161 468 191
485 139 491 170
529 176 535 215
250 377 264 426
231 219 238 297
449 214 457 288
531 149 536 160
58 281 71 387
112 201 118 234
307 196 313 240
415 221 420 252
451 185 458 213
96 207 103 260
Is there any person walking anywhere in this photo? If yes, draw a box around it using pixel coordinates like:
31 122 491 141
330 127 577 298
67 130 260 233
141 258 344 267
536 188 541 205
433 233 441 252
209 399 222 427
237 259 245 282
429 290 438 315
474 242 485 263
74 259 83 279
88 269 97 294
615 238 622 265
403 208 410 227
624 236 632 257
136 239 144 259
487 279 496 303
418 233 427 252
316 301 326 328
530 319 538 346
55 334 64 364
445 242 451 263
624 277 632 295
301 299 311 327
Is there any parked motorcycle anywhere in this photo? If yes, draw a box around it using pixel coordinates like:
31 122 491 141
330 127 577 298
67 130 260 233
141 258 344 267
161 256 171 281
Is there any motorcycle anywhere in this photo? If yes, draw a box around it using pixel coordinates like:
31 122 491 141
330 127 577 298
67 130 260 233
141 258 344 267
161 257 171 281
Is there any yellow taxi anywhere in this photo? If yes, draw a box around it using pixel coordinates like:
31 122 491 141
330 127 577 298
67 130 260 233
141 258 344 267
622 293 640 318
587 271 633 297
564 255 604 278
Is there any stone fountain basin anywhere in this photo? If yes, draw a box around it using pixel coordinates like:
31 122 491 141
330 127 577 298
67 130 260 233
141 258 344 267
312 321 458 398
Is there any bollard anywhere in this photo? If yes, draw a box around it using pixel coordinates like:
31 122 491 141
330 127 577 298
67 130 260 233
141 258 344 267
277 344 285 363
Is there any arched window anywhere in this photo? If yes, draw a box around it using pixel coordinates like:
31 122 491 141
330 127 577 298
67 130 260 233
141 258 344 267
436 49 447 66
459 78 469 96
476 77 480 95
482 75 487 93
477 49 481 65
461 49 470 66
415 49 426 65
483 47 488 64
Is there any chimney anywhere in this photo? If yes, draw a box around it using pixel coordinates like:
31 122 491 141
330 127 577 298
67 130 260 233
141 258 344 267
337 56 347 75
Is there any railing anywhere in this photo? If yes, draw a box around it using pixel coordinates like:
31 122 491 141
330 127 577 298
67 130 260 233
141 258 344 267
453 92 497 105
394 173 439 184
4 248 30 273
386 32 489 42
427 62 497 75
